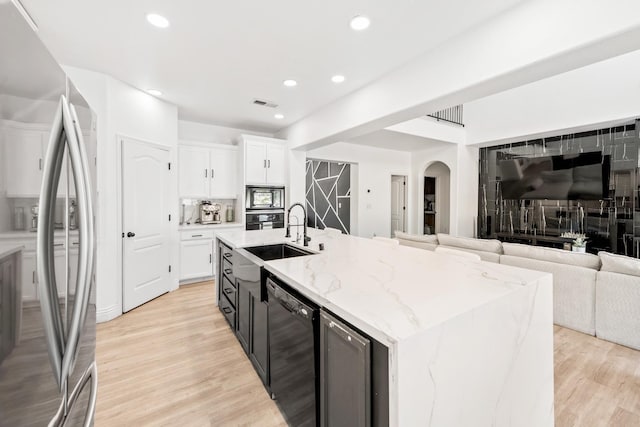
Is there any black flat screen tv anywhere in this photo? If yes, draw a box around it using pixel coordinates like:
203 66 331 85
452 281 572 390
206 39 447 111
499 152 610 200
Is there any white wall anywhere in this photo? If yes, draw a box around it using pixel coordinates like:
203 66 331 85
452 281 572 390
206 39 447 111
409 141 478 238
65 66 178 323
178 120 272 145
465 49 640 145
306 142 411 238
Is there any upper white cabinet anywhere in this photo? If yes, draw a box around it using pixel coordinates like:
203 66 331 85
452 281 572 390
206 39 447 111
244 137 286 186
3 122 84 198
179 143 238 199
179 146 209 198
5 127 44 197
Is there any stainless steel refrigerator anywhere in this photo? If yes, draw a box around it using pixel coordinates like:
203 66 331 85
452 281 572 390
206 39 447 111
0 1 97 425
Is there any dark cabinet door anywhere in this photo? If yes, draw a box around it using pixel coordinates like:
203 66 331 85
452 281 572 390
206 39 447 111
236 279 251 354
320 310 371 427
249 296 269 386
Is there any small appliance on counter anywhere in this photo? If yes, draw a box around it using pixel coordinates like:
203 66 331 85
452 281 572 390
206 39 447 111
30 204 39 231
13 206 25 230
200 201 221 224
226 204 235 222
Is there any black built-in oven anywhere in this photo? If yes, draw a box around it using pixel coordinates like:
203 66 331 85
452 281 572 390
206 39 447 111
246 211 285 230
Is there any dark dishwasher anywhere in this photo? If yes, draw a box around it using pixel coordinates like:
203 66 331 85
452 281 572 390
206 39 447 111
267 277 318 427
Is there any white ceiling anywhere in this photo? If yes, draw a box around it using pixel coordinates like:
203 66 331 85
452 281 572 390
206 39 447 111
22 0 522 133
349 129 450 152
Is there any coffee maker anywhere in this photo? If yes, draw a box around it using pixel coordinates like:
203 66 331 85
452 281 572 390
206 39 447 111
200 202 221 224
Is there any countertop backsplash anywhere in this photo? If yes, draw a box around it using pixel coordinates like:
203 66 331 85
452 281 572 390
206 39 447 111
180 197 238 225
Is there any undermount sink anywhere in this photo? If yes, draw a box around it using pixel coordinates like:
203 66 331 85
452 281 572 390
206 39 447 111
244 244 315 261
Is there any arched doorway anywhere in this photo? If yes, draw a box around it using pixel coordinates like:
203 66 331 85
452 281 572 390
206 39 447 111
423 162 450 235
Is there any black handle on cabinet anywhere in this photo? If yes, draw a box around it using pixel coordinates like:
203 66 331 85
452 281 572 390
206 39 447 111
209 254 212 264
224 268 232 275
223 253 232 258
224 288 233 294
127 232 135 238
205 169 207 178
222 307 232 314
192 234 203 238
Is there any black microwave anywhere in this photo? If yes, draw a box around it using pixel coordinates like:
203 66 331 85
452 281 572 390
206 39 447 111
246 186 285 210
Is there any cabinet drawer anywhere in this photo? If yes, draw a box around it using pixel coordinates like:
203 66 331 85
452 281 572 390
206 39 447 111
221 275 236 308
220 245 233 264
222 258 234 283
180 230 215 241
219 293 236 329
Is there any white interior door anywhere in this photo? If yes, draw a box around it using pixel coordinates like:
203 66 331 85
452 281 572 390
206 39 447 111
122 137 171 312
391 175 407 235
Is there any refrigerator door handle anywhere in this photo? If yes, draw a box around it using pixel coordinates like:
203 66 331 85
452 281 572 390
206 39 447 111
47 362 98 427
37 97 67 388
59 100 95 384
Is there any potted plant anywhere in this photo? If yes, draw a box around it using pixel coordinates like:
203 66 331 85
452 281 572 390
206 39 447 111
572 236 588 253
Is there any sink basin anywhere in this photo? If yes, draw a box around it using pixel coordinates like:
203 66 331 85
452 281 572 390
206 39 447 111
244 244 314 261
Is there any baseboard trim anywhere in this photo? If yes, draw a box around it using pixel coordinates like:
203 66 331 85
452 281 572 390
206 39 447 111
96 304 121 323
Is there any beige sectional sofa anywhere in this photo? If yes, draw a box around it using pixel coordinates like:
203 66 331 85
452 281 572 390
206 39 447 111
395 232 640 350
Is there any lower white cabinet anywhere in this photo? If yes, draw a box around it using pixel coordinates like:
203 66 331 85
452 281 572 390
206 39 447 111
19 242 79 301
20 252 37 301
180 231 215 282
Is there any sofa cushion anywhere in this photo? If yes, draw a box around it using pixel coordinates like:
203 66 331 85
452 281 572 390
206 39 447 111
394 231 438 244
439 245 500 263
500 254 596 335
596 271 640 350
599 252 640 277
502 242 600 270
436 234 502 254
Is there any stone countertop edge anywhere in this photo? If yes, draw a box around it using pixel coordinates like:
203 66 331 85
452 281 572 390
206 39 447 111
179 222 244 231
0 243 24 259
214 229 552 346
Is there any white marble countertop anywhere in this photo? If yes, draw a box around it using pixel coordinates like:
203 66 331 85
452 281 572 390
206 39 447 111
0 243 24 259
215 228 551 345
0 229 78 240
179 222 243 231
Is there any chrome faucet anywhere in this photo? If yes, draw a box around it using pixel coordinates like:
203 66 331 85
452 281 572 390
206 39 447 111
285 203 311 246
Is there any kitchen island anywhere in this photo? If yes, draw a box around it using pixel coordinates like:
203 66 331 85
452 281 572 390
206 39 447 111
215 228 554 427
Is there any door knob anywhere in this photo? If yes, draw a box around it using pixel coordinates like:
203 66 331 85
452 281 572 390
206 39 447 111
127 232 135 238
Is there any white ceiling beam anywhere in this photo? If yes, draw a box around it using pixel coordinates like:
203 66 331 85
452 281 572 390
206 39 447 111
279 0 640 151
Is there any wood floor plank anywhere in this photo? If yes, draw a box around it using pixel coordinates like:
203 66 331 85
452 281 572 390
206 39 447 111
95 281 286 426
96 282 640 426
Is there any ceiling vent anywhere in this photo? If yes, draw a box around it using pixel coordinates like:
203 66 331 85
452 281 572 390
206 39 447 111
253 99 278 108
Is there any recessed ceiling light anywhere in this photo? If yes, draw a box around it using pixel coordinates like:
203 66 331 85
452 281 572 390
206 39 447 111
147 89 163 96
274 113 284 120
283 79 298 87
350 15 370 31
331 75 346 83
146 13 170 28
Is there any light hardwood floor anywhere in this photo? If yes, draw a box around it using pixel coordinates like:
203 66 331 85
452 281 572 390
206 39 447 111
96 281 640 426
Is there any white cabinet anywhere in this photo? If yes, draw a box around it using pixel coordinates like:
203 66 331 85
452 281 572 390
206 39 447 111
179 144 238 199
179 146 210 198
3 123 80 198
209 147 237 198
244 139 286 186
20 252 37 301
179 230 215 282
5 128 44 197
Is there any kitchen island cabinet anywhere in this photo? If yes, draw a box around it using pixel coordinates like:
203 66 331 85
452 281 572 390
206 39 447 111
215 228 554 427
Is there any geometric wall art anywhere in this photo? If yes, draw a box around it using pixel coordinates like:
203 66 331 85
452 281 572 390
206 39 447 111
305 159 351 234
